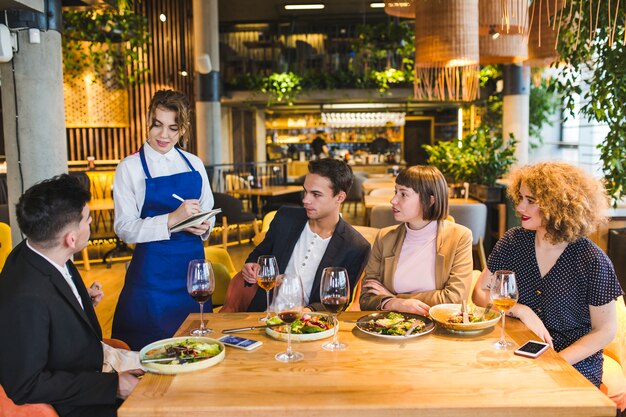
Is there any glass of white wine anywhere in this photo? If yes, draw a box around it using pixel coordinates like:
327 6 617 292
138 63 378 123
257 255 279 322
490 270 519 350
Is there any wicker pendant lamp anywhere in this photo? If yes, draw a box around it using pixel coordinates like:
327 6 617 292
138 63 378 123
384 0 415 19
414 0 480 101
479 0 528 64
526 0 563 67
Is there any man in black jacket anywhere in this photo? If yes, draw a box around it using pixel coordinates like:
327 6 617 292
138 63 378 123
0 174 143 417
240 159 370 312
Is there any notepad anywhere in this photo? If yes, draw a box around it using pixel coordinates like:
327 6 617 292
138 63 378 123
169 208 221 233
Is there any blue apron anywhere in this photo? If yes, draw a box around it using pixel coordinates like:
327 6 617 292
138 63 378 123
112 146 210 350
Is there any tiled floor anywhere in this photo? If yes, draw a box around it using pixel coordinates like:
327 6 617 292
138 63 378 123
82 202 367 338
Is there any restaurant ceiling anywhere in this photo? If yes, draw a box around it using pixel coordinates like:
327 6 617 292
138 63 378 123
219 0 387 23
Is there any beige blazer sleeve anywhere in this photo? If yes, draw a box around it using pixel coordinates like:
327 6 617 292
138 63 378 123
359 221 473 310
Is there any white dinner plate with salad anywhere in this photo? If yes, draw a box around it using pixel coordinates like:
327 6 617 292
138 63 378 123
266 313 334 342
355 312 435 339
139 336 225 374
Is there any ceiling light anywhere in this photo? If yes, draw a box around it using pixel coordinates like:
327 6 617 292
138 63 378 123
178 70 188 77
489 25 500 40
370 2 385 7
284 4 325 10
159 13 167 22
234 23 270 30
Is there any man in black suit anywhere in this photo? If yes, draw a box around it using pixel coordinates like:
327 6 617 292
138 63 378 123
240 159 370 312
0 174 143 417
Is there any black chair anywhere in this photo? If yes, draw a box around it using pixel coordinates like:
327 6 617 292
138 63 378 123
213 192 259 247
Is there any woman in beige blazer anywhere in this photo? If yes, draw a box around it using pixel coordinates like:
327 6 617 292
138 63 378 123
359 166 473 314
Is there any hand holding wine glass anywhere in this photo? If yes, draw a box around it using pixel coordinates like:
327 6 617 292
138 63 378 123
187 259 215 336
273 273 304 363
257 255 279 322
320 267 350 351
490 270 519 350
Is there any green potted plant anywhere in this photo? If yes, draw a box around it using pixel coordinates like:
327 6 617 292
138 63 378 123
424 125 517 203
62 7 151 86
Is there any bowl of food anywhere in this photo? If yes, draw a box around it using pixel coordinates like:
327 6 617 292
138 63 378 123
429 303 501 332
266 313 334 342
139 336 225 374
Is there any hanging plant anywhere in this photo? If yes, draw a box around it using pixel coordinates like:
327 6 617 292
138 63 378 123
62 8 151 86
261 72 302 106
550 0 626 205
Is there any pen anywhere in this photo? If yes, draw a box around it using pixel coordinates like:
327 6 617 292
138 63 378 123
172 194 185 203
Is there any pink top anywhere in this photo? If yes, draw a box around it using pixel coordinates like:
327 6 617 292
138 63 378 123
393 221 437 294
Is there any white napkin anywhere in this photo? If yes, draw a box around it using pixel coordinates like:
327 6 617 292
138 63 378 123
102 342 141 373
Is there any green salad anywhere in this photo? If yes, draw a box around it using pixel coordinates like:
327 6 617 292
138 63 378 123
267 314 333 334
143 339 222 365
363 312 425 336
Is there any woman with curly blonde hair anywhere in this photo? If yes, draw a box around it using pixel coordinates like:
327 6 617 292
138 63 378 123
473 162 622 388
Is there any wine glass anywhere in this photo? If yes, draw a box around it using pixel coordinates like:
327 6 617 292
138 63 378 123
320 267 350 351
187 259 215 336
257 255 279 322
490 270 519 350
272 273 304 363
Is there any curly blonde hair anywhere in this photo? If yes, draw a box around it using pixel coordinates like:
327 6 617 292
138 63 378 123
508 162 608 244
147 90 192 146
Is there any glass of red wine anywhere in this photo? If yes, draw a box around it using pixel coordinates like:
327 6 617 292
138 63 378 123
272 273 304 363
257 255 279 322
187 259 215 336
320 267 350 351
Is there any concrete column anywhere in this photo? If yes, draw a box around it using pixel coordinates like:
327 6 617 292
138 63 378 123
502 64 530 167
193 0 222 165
255 110 266 163
0 28 67 245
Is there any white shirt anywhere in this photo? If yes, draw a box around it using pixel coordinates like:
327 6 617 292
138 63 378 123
284 222 331 305
26 240 84 309
113 143 214 244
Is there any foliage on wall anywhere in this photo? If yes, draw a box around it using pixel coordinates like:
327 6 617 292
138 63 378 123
62 8 151 86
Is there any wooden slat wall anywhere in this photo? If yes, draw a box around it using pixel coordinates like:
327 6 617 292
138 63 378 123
66 0 197 162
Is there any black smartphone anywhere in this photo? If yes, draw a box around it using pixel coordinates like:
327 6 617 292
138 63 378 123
514 340 550 358
218 335 263 351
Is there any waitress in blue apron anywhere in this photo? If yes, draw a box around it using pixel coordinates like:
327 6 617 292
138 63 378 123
111 90 215 350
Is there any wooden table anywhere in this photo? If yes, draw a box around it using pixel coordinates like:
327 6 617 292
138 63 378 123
119 312 615 417
228 185 303 216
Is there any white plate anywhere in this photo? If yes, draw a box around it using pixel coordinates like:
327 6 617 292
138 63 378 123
139 336 225 374
356 312 435 339
429 303 501 332
265 313 334 342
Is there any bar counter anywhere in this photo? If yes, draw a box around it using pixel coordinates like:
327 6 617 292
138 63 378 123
119 312 615 417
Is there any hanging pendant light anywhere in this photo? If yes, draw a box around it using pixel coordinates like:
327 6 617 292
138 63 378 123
414 0 480 101
384 0 415 18
479 0 528 64
526 0 563 67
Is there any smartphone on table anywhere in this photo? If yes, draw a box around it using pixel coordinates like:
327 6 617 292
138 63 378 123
514 340 550 358
218 335 263 350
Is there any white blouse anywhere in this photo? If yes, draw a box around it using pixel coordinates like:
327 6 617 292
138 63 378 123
113 143 214 244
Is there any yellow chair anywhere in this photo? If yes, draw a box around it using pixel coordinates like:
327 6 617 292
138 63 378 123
252 210 277 246
204 246 237 277
0 222 11 271
211 262 232 307
601 296 626 411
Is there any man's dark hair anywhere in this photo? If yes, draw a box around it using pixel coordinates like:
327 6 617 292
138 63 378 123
16 174 91 247
308 159 354 195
